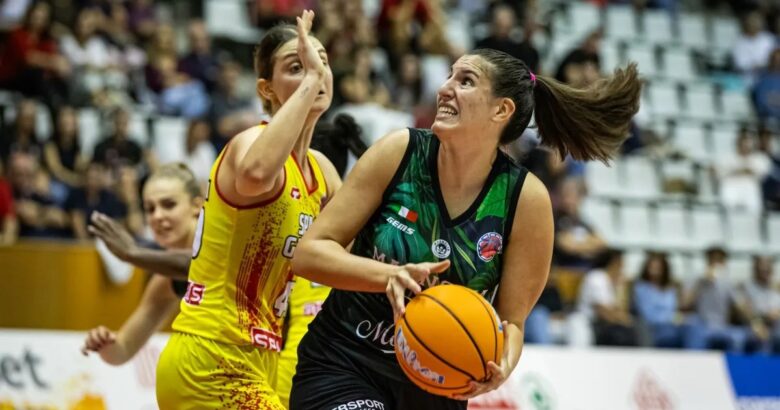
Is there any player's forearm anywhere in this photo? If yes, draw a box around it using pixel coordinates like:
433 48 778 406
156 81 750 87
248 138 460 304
98 341 132 366
503 322 524 373
237 74 324 185
292 238 393 293
126 248 191 280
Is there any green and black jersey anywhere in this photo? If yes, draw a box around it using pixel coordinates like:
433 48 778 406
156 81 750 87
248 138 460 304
305 128 528 381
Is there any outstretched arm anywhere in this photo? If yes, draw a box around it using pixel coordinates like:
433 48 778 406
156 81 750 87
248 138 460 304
82 275 180 365
88 212 191 279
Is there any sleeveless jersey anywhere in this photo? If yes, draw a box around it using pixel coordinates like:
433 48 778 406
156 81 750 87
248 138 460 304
286 277 330 343
306 128 527 380
173 128 328 350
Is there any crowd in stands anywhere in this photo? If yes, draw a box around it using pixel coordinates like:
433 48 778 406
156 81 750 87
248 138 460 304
1 0 779 353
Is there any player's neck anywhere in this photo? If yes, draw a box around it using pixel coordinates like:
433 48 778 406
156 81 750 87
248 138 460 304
437 139 497 191
292 121 316 172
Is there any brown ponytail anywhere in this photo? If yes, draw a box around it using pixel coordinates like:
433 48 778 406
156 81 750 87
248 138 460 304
469 49 641 161
533 63 641 162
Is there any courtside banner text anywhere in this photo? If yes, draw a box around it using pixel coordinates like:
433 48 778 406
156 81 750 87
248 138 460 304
0 329 167 409
0 330 740 409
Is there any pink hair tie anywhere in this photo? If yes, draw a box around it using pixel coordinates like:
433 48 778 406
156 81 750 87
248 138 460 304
529 72 537 85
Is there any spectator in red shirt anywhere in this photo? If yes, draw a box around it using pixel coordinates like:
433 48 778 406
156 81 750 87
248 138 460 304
0 1 71 108
0 160 18 246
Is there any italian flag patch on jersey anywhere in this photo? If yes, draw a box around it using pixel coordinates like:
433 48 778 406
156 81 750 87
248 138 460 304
392 205 418 223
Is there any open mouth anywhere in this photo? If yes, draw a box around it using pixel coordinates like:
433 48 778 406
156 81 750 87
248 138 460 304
436 103 458 118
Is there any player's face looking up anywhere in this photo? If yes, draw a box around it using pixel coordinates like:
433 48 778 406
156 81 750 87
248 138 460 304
432 55 514 145
143 176 202 249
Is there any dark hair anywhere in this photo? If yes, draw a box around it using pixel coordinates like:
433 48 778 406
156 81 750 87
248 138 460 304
147 163 202 199
253 23 298 113
639 252 672 288
469 48 641 162
22 1 53 39
705 246 727 263
593 248 623 270
53 105 81 149
310 114 366 176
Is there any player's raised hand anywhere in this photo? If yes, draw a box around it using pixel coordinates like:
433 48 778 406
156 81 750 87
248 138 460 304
88 211 138 261
81 326 117 356
387 260 450 321
296 10 327 79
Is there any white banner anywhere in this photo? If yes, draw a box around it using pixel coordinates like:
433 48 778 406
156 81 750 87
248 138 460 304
0 329 168 409
469 346 739 410
0 330 739 410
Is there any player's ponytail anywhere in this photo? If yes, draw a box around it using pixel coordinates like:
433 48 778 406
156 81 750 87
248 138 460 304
533 64 641 162
311 114 366 176
332 114 367 159
469 48 640 163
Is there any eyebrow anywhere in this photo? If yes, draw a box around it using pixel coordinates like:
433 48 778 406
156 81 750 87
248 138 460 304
450 67 481 78
281 48 328 61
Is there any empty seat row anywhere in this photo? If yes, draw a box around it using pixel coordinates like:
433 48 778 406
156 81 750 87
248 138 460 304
556 3 740 52
579 197 780 254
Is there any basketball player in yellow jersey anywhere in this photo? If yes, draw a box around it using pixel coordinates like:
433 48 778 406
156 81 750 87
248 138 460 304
153 10 343 408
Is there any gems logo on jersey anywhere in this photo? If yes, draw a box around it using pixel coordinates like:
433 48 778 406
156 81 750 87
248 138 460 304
477 232 503 262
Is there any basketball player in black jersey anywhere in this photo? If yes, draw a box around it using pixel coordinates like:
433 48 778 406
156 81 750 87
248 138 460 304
289 50 640 410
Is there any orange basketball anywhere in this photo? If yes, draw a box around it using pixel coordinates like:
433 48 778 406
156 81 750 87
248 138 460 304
394 284 504 396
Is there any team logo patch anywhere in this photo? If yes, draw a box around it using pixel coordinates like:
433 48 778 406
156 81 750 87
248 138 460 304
477 232 503 262
291 187 301 199
431 239 451 259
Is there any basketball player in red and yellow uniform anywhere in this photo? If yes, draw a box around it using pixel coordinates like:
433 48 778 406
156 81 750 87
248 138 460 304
155 10 341 408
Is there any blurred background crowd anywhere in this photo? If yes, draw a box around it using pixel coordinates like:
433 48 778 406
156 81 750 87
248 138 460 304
1 0 780 354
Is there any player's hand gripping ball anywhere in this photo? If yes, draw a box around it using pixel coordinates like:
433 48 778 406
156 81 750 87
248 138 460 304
394 284 504 396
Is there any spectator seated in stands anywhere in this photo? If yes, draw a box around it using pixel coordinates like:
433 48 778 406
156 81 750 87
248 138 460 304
525 270 569 345
177 19 219 93
474 4 539 73
127 0 157 43
1 98 42 164
733 11 777 82
65 162 138 241
734 256 780 354
43 106 87 189
0 1 70 109
632 252 686 348
758 127 780 210
578 249 639 347
92 107 144 171
144 23 177 95
753 48 780 119
717 127 771 212
553 178 607 273
8 152 70 239
208 60 259 151
391 53 424 114
682 247 750 352
155 54 210 119
60 7 128 108
377 0 458 68
0 159 19 246
181 119 216 190
555 30 602 89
